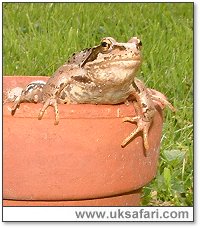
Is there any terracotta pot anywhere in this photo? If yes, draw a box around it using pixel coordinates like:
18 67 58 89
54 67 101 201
3 76 163 206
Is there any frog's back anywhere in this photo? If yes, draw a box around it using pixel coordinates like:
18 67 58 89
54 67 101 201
66 48 92 65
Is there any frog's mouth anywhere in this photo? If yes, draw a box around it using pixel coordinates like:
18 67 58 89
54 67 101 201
86 57 141 69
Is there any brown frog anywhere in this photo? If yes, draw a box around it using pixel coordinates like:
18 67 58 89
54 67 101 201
9 37 175 150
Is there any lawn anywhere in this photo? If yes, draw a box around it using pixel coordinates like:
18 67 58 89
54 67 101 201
3 2 193 206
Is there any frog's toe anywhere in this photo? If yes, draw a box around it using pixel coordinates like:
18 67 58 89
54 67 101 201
147 88 176 112
53 103 59 125
121 116 151 151
11 106 18 116
10 97 21 116
38 98 60 125
54 118 59 125
38 98 51 120
38 111 44 120
123 116 140 123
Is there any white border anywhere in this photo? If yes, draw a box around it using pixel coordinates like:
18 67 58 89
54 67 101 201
1 0 197 225
3 206 194 222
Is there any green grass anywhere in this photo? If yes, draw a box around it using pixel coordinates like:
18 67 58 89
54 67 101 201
3 2 193 206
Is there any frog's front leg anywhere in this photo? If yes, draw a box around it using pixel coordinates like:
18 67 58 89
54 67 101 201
7 81 45 115
121 115 153 151
38 97 59 125
121 78 156 151
37 76 71 125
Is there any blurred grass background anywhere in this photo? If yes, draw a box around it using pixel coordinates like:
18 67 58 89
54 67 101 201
3 2 193 206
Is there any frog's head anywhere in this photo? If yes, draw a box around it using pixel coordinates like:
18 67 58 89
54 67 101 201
82 37 142 85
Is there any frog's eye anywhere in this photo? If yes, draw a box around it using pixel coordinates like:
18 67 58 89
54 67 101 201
138 40 142 46
128 37 142 49
100 39 111 52
136 39 142 50
101 41 109 47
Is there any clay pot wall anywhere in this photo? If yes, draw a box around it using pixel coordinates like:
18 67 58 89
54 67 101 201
3 76 163 206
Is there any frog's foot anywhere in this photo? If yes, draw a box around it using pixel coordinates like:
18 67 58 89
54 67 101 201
10 96 22 116
38 98 59 125
121 116 151 150
10 94 39 116
147 88 176 112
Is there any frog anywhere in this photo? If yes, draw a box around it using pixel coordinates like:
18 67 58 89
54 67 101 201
8 37 175 151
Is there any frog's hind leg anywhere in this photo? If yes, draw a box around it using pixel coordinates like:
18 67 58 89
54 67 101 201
121 79 156 152
147 88 176 112
38 97 59 125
